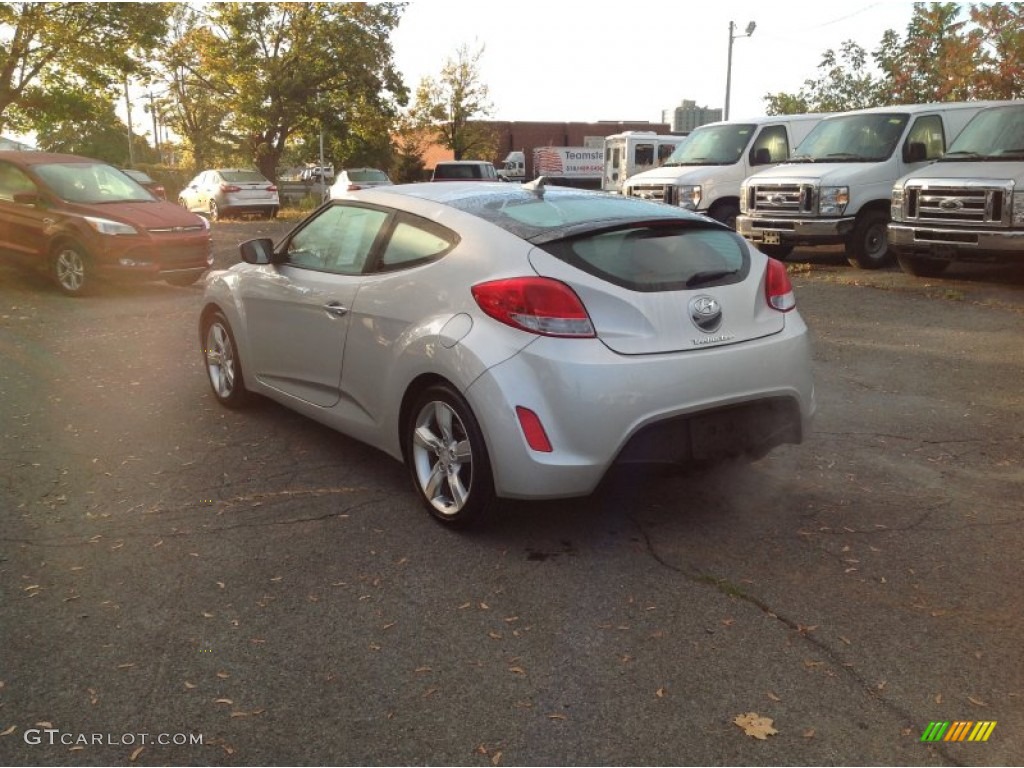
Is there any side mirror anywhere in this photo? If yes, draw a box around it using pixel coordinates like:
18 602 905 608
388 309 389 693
752 147 772 165
12 191 40 206
240 237 276 265
905 141 927 163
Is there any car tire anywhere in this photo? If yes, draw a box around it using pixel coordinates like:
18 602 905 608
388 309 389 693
209 200 221 222
201 311 249 408
759 244 794 260
178 197 188 210
51 241 92 296
896 253 951 277
266 207 278 220
846 210 893 269
405 384 495 528
709 202 739 230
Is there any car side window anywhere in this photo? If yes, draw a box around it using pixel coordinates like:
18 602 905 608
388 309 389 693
0 162 37 201
750 125 789 165
286 204 389 275
377 214 458 271
905 115 945 160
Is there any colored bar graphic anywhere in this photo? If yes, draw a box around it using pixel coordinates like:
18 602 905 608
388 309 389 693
921 721 996 742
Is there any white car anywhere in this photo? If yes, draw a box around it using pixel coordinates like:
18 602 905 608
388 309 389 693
178 168 279 221
199 181 815 526
328 168 393 197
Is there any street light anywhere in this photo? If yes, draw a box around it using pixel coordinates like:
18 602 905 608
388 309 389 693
724 20 756 121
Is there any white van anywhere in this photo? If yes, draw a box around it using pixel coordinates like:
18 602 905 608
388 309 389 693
622 114 826 229
603 131 689 193
888 101 1024 276
736 101 1005 267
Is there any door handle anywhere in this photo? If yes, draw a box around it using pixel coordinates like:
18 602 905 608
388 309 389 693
323 302 348 317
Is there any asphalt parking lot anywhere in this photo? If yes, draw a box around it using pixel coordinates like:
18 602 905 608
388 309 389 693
1 219 1022 766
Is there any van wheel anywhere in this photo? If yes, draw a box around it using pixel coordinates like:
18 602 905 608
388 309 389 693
710 202 739 230
897 253 951 277
846 210 893 269
52 242 91 296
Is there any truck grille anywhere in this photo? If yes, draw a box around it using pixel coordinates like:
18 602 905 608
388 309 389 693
627 184 668 203
748 183 815 214
901 180 1013 227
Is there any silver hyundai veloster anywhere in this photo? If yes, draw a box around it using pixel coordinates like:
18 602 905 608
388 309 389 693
199 181 815 526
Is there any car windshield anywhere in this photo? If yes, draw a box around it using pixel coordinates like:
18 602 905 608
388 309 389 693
792 113 908 162
349 169 390 182
940 105 1024 160
221 170 269 183
35 162 153 203
662 124 756 165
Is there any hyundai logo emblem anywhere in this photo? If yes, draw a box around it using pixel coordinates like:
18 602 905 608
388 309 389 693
689 295 723 333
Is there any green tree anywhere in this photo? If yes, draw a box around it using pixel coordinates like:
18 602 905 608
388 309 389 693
33 89 156 164
763 41 881 114
408 44 498 160
173 2 407 181
969 3 1024 99
0 2 170 133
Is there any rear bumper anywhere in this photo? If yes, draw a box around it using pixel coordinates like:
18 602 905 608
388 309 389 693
466 321 815 500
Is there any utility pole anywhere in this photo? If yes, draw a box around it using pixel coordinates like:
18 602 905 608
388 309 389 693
148 91 161 159
724 20 756 121
124 76 136 165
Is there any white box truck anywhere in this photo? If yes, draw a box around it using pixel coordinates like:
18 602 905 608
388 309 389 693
888 101 1024 276
622 114 826 229
603 131 688 193
497 147 604 187
736 102 1003 267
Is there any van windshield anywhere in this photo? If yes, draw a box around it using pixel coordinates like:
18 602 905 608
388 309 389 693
940 105 1024 160
662 124 755 166
791 113 908 163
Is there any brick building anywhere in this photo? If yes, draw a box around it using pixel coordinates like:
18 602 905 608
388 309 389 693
422 120 674 179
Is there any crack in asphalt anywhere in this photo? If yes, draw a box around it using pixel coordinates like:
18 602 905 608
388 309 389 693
625 511 966 767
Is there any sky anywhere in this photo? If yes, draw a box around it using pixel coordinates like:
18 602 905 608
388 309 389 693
389 1 927 124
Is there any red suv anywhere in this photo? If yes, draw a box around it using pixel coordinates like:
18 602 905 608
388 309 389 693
0 152 212 295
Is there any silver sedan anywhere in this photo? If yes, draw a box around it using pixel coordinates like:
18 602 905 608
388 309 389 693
199 181 815 526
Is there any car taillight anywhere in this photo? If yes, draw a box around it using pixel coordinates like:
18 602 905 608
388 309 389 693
266 185 277 192
765 258 796 312
219 184 241 193
154 186 166 198
347 184 362 191
471 277 595 338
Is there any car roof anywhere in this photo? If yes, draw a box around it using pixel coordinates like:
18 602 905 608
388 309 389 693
363 182 718 243
435 160 493 166
0 151 106 166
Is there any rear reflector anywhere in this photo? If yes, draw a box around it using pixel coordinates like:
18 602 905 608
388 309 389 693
765 258 796 312
471 277 595 337
515 406 553 452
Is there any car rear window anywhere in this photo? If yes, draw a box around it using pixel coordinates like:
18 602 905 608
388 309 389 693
349 169 389 183
539 225 750 292
221 170 268 183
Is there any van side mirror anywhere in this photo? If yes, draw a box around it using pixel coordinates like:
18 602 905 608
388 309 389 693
240 237 276 265
905 141 927 163
752 147 772 165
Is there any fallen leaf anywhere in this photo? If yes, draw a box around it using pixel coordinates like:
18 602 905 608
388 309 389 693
504 616 519 623
509 666 526 676
214 698 233 705
734 712 778 740
422 688 438 698
839 636 852 645
488 631 502 640
36 721 54 729
129 746 144 761
803 660 824 668
202 611 214 618
117 663 135 669
216 671 230 679
458 602 471 610
803 728 816 739
968 696 988 707
655 687 667 698
414 666 432 674
0 726 16 737
547 713 567 720
935 693 942 704
766 691 781 702
721 618 735 626
479 602 490 610
230 711 250 718
876 680 887 691
491 751 502 765
68 746 84 752
382 622 396 630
